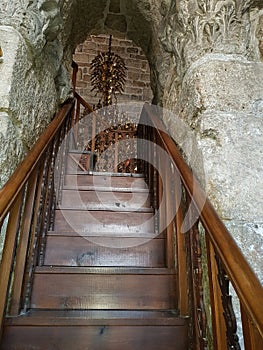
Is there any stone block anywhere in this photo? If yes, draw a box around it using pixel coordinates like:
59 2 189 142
105 14 127 33
109 0 120 14
163 55 263 282
0 26 20 109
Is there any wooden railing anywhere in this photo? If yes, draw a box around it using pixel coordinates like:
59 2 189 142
0 100 75 336
137 104 263 350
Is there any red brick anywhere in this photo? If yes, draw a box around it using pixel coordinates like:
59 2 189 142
127 47 139 53
74 34 152 103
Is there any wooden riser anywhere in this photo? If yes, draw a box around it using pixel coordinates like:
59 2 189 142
59 189 151 211
64 174 148 191
44 236 166 267
31 268 177 310
54 210 155 234
2 324 188 350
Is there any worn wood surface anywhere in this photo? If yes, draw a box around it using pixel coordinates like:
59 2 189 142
64 174 148 192
31 268 177 310
2 323 188 350
5 309 185 326
60 189 151 211
54 209 155 234
44 235 165 267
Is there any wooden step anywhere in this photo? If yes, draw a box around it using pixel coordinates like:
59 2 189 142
47 230 164 238
5 309 185 326
59 189 151 212
2 310 188 350
44 235 165 267
30 267 177 310
64 174 148 192
54 210 155 234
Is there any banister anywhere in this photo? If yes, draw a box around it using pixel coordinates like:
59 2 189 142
142 103 263 338
74 91 109 128
74 91 93 113
0 100 74 223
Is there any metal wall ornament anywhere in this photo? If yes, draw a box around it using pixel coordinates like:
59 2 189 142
79 35 137 173
90 35 127 107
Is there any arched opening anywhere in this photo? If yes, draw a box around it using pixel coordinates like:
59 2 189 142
61 0 169 106
70 33 154 174
73 34 153 106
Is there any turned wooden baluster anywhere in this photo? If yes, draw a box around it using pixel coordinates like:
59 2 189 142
173 166 188 316
215 256 241 350
0 190 24 333
9 169 39 316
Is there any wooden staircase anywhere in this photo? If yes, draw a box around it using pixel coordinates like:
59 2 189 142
1 162 188 349
1 98 262 350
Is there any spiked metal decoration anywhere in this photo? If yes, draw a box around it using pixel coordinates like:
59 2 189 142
90 35 127 107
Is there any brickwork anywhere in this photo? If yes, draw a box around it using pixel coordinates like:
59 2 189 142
73 34 153 106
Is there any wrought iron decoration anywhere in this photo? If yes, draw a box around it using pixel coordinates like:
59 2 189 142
90 35 127 107
80 34 137 173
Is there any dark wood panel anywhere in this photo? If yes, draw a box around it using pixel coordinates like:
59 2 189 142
2 324 188 350
44 236 165 267
60 189 151 211
54 210 155 234
31 272 177 310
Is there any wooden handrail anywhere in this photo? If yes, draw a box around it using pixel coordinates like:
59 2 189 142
142 103 263 338
74 91 93 113
0 99 75 337
74 91 109 128
0 101 74 223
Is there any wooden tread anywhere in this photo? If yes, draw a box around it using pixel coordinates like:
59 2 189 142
44 235 165 267
59 189 151 212
5 309 185 326
2 319 188 350
64 174 148 192
31 267 177 310
47 230 165 238
34 266 176 274
54 210 155 233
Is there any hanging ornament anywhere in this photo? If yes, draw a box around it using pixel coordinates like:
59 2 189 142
90 35 127 107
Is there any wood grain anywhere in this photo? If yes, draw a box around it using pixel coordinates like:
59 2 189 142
2 323 188 350
44 235 165 267
31 269 177 310
54 210 155 234
60 189 151 211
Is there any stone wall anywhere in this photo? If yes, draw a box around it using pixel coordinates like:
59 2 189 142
0 4 262 346
160 0 263 284
0 0 72 187
73 34 153 106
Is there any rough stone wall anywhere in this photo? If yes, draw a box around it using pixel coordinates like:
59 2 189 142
0 0 72 187
73 34 153 106
159 0 263 285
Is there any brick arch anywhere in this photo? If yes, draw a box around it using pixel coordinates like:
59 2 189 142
73 34 153 106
